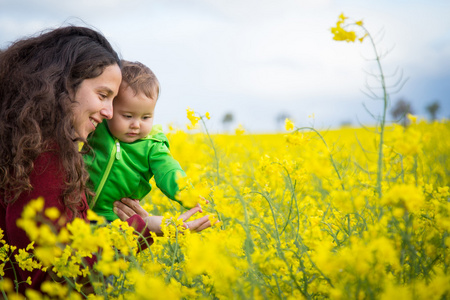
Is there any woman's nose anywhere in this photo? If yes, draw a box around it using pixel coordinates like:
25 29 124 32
100 100 113 119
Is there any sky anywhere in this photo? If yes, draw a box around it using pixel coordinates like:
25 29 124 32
1 0 449 133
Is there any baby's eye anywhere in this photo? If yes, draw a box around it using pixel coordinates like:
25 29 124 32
123 115 132 119
143 116 151 120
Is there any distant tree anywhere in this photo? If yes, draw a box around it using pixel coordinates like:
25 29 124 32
391 98 414 127
426 100 440 121
340 120 352 127
222 112 234 132
275 112 291 131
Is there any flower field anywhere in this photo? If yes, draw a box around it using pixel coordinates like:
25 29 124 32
151 117 450 299
2 116 449 299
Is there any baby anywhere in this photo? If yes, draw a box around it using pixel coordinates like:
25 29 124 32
84 60 186 221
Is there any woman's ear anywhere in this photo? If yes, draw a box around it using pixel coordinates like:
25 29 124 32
68 87 76 101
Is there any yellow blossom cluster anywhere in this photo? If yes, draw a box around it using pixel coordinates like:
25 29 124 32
1 116 449 299
186 107 211 130
136 116 449 299
331 13 367 43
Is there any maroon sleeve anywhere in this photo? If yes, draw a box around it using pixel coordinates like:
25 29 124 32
126 214 154 250
2 151 68 292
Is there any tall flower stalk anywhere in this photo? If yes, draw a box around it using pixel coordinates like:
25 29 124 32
331 13 406 198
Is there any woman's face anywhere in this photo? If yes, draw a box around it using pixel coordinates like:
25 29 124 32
72 64 122 139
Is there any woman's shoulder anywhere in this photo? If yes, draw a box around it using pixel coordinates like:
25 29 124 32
33 148 65 176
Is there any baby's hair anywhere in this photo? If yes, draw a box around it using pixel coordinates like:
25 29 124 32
121 60 160 100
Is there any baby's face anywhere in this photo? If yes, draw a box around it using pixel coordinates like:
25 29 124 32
107 83 157 143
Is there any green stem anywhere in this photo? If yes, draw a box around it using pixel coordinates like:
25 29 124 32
296 127 345 190
363 27 388 199
274 163 301 243
258 191 282 251
0 280 8 299
200 116 220 185
166 226 180 282
254 191 307 298
273 273 284 300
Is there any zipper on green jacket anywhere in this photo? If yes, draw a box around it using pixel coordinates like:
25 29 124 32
91 139 121 208
115 141 122 160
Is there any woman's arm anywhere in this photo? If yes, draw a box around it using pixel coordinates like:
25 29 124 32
113 198 212 236
3 151 71 292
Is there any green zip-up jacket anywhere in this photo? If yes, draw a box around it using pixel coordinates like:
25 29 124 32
84 121 186 221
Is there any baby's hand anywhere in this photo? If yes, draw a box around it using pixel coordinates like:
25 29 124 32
181 205 212 233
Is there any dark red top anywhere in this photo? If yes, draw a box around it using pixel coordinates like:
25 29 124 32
0 150 151 294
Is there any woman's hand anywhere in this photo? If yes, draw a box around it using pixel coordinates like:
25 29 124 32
114 198 213 236
114 198 149 219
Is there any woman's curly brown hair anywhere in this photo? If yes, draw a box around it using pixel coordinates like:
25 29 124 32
0 26 121 218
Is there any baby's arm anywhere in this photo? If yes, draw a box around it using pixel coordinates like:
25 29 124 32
149 135 187 204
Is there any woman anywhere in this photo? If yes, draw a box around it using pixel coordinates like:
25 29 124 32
0 26 210 294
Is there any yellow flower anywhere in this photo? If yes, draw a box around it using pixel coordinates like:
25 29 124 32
205 112 211 120
285 118 294 131
20 197 44 219
34 246 61 266
437 186 449 197
26 241 35 251
407 113 418 124
86 295 104 300
358 33 368 43
331 24 357 42
0 278 13 292
86 210 106 224
41 281 69 298
25 289 43 300
235 124 245 135
186 107 200 127
44 207 60 220
424 183 433 194
57 228 70 243
15 249 41 272
129 270 182 299
338 13 348 21
141 202 154 212
331 14 365 43
96 257 129 277
74 282 83 292
382 184 425 213
380 282 412 300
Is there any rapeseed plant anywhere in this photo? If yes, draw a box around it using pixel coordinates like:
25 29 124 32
2 118 449 299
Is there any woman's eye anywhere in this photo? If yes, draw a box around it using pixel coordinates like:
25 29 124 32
99 94 107 99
